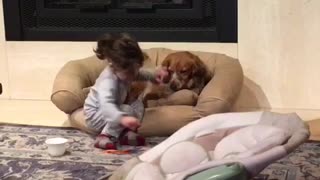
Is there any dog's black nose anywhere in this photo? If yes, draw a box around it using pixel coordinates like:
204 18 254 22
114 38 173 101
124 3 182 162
170 83 177 91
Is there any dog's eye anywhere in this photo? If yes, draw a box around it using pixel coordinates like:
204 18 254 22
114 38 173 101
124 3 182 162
167 69 173 74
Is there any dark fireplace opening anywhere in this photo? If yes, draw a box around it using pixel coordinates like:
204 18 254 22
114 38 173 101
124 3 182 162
3 0 237 42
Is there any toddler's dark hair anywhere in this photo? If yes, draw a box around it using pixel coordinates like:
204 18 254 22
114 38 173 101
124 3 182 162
94 33 144 69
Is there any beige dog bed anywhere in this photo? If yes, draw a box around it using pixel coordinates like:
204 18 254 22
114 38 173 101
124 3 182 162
51 48 243 136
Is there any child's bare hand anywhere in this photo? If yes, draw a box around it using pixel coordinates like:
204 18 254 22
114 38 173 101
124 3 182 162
120 116 140 131
155 68 170 84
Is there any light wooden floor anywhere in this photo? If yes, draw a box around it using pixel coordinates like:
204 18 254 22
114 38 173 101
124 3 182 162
308 119 320 141
0 100 70 127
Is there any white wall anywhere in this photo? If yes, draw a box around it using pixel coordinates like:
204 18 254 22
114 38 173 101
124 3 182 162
0 0 9 98
238 0 320 110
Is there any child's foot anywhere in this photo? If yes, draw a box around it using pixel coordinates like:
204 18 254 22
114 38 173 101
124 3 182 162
94 134 117 150
119 129 146 146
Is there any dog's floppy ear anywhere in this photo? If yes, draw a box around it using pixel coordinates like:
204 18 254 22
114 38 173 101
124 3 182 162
193 56 211 82
192 55 206 76
161 55 171 68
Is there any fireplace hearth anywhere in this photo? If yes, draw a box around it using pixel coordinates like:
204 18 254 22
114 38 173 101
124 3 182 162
3 0 237 42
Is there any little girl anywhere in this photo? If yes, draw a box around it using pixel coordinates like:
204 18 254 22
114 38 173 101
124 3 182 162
84 33 167 150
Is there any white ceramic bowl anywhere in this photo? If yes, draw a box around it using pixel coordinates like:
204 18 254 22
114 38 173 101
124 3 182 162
45 137 68 157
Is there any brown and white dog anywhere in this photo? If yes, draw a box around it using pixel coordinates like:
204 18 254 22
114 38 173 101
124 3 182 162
161 51 211 94
126 51 211 105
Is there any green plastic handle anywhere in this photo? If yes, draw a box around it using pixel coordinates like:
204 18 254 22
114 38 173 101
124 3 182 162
186 163 248 180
